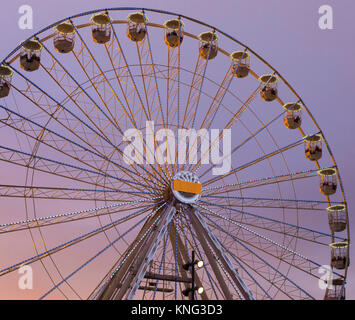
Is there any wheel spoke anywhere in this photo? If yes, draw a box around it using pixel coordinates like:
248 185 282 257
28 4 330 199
199 200 345 244
0 203 155 277
0 198 161 234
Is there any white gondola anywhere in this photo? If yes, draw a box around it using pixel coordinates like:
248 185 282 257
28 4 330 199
330 241 349 270
324 278 346 300
91 13 111 44
259 74 278 102
304 134 322 161
19 40 42 72
198 32 218 60
318 168 337 196
230 51 250 78
127 12 147 42
163 19 184 48
327 205 347 233
0 65 13 98
283 102 302 129
54 22 75 53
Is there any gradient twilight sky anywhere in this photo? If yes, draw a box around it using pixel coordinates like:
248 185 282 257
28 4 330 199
0 0 354 299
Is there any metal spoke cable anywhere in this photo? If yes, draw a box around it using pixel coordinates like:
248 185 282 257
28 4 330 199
39 210 150 300
66 25 168 185
195 203 343 279
202 194 342 205
198 100 301 178
0 103 163 191
9 64 166 188
202 137 306 185
202 167 326 192
105 14 170 183
0 144 159 192
0 185 156 204
198 209 316 300
189 71 277 174
0 203 157 277
190 30 215 129
203 50 247 131
199 199 344 242
0 197 161 230
142 10 164 123
210 227 273 300
220 244 273 299
38 39 166 187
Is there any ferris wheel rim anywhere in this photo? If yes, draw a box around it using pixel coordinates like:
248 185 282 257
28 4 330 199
0 6 349 299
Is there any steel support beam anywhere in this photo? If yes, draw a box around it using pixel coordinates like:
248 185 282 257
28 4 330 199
187 206 254 300
97 210 161 300
102 202 176 300
169 220 209 300
187 210 233 300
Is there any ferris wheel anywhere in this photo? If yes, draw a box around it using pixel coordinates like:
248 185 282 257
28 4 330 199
0 7 350 300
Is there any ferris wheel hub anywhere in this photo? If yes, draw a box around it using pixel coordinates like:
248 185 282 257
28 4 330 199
171 171 201 204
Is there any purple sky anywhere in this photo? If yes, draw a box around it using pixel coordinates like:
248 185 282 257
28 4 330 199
0 0 354 299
